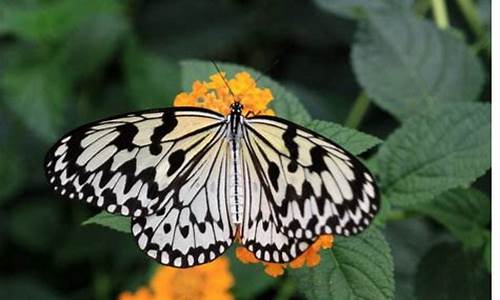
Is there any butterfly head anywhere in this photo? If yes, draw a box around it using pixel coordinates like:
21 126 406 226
230 102 244 115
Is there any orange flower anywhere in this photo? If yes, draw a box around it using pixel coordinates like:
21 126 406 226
116 257 234 300
173 71 275 116
235 235 335 277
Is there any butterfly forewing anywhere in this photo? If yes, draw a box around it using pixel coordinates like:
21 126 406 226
45 108 226 217
241 116 379 244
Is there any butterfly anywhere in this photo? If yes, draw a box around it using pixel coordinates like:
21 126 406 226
45 100 379 268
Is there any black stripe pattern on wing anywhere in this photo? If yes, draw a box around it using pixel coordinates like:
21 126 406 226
239 127 316 263
242 116 380 239
131 123 236 268
44 108 226 217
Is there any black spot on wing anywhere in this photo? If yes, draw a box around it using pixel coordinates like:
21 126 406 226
268 161 280 191
167 149 185 176
310 145 328 172
283 126 299 173
163 223 172 234
149 111 177 155
113 123 139 151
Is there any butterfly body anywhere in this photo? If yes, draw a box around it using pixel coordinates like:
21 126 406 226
227 102 244 224
45 103 379 268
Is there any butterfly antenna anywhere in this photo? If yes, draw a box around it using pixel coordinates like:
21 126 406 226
210 60 239 103
239 58 280 98
254 59 280 86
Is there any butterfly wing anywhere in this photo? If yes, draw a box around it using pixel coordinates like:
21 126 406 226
241 116 379 244
45 107 226 217
131 129 236 267
239 141 316 263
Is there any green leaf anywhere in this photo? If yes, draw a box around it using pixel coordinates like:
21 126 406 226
352 9 485 120
180 60 312 126
0 0 123 43
124 39 181 108
58 13 128 82
415 242 490 300
376 103 491 206
412 188 490 249
83 211 130 233
314 0 412 19
289 228 394 300
307 119 382 155
1 58 69 142
384 218 447 300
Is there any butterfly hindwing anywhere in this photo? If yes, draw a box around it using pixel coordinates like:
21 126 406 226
242 116 380 241
131 129 236 267
45 107 226 217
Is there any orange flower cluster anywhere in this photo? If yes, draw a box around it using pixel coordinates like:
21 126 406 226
172 71 336 277
117 257 234 300
174 71 275 116
236 235 334 277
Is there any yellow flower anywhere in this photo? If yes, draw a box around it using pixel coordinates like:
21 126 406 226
173 71 335 277
173 71 275 116
117 257 234 300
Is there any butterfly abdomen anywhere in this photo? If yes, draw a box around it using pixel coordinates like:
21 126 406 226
228 114 244 224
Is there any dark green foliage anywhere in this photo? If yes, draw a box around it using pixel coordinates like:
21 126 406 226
0 0 490 299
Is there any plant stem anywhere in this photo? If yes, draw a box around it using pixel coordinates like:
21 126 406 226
455 0 483 37
455 0 490 57
344 92 370 129
431 0 450 29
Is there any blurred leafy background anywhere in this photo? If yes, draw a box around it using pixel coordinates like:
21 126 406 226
0 0 491 299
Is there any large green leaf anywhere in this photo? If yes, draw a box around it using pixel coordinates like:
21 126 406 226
83 211 130 233
314 0 412 19
290 229 394 300
180 60 312 126
307 119 382 155
412 188 490 249
415 242 490 300
376 103 491 206
124 39 181 109
352 9 484 120
384 218 447 300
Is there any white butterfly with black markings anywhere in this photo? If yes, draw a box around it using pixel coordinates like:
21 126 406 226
45 100 379 268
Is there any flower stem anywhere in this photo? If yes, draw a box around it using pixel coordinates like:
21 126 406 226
344 92 370 129
431 0 450 29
